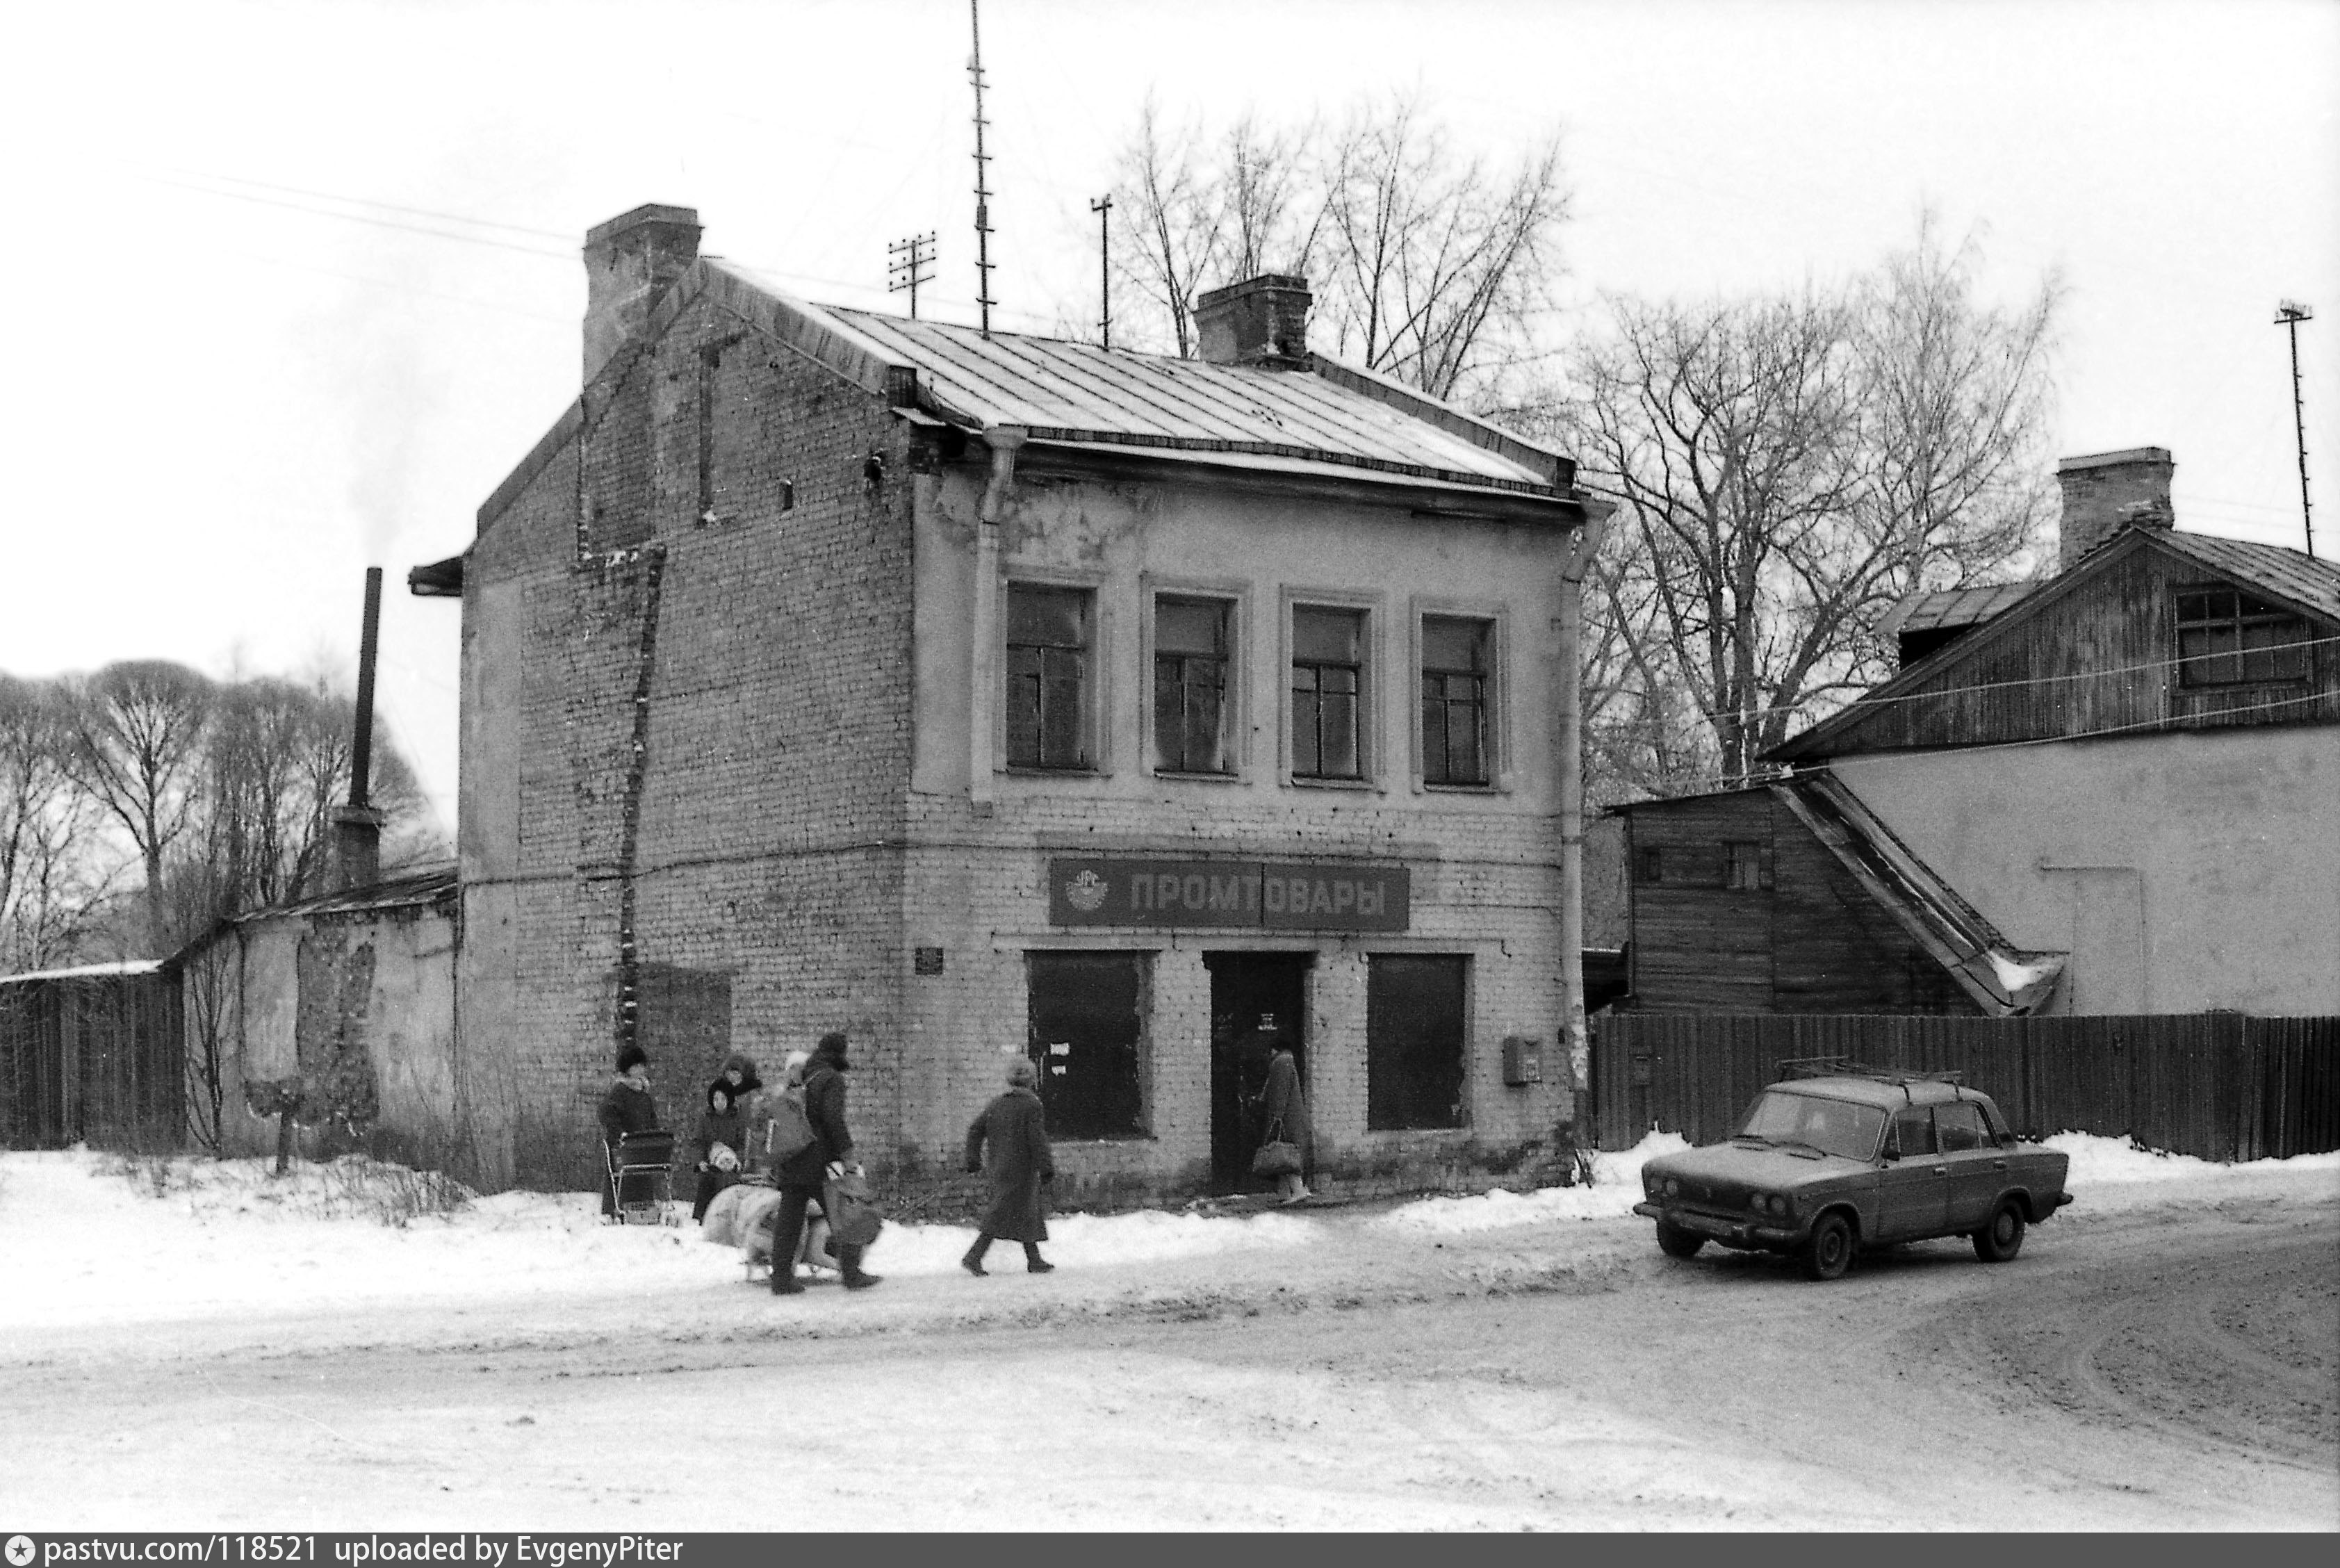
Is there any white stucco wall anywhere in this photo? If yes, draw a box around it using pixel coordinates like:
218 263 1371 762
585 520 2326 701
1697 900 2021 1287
1833 727 2340 1015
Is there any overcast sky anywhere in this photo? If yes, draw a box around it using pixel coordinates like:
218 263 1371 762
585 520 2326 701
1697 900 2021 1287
3 0 2334 829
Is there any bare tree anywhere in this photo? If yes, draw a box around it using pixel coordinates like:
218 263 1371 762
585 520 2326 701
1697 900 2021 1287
0 676 117 972
1107 92 1564 410
63 661 213 956
1563 223 2059 791
1316 94 1567 406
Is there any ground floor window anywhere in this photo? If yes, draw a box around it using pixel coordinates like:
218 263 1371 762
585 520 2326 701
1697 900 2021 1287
1026 952 1149 1138
1367 954 1468 1130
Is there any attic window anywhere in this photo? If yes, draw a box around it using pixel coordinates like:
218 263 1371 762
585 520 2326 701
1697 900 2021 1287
2175 586 2309 686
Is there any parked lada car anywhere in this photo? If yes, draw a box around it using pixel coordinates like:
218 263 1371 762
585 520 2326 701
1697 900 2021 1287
1630 1069 2073 1280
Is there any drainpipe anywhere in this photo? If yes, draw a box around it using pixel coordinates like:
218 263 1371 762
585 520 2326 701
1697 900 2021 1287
969 426 1026 812
1557 501 1612 1118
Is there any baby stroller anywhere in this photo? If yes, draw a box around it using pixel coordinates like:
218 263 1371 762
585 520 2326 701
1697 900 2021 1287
605 1129 678 1225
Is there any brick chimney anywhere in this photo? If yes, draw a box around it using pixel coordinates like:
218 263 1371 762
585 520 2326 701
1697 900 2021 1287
583 204 702 384
1196 274 1311 369
2057 447 2175 571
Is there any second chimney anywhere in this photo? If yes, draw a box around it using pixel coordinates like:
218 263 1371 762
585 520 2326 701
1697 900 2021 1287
1196 274 1312 369
2057 447 2175 571
583 204 703 385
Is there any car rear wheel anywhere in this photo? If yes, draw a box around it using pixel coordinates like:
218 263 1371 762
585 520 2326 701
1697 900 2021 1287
1972 1197 2027 1262
1802 1211 1854 1281
1655 1222 1705 1259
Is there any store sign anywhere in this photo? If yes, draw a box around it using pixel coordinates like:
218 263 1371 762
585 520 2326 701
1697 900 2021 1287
1047 857 1410 932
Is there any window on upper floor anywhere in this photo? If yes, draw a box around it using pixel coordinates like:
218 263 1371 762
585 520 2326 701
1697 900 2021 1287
2176 585 2310 686
1420 615 1492 785
1292 605 1366 781
1153 596 1233 774
1006 584 1093 770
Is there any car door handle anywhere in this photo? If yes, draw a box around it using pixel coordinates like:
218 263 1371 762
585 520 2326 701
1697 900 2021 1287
1933 1166 1949 1176
1993 1160 2008 1170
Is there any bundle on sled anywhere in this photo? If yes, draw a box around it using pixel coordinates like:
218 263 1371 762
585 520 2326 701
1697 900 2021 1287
701 1179 835 1284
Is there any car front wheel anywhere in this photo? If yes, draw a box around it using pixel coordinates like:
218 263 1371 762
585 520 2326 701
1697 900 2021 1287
1803 1211 1854 1281
1655 1221 1705 1259
1973 1197 2027 1262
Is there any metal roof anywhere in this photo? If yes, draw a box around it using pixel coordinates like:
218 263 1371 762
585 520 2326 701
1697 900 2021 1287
246 863 459 922
2157 530 2340 625
714 269 1562 493
1876 581 2038 639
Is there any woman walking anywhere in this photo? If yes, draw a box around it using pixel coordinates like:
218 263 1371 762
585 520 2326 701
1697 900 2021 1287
961 1057 1056 1275
768 1032 882 1293
1259 1039 1312 1203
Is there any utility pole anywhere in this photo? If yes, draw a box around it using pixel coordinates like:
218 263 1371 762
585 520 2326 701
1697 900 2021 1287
968 0 996 336
2275 301 2315 558
1090 195 1113 349
887 231 935 320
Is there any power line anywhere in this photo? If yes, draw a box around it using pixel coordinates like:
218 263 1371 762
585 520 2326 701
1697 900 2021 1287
132 171 576 260
135 164 575 243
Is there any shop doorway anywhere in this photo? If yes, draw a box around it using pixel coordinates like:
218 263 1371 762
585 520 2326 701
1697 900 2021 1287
1204 953 1311 1191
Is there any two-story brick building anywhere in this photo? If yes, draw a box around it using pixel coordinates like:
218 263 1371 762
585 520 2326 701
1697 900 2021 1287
418 204 1608 1204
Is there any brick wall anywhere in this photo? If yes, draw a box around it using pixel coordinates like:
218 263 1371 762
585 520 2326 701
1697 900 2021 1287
457 277 1585 1209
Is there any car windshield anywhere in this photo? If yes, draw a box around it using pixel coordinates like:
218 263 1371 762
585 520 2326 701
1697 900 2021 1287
1732 1091 1887 1161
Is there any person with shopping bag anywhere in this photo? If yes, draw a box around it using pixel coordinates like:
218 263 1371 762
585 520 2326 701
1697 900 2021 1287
768 1031 882 1294
1255 1036 1312 1203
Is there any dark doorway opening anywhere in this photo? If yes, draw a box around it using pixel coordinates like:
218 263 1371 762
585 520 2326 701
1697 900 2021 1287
1204 952 1311 1191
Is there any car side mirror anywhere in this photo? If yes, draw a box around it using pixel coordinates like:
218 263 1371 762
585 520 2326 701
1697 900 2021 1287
1880 1145 1901 1161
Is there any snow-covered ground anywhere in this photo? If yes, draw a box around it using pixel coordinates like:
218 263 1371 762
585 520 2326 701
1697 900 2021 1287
3 1132 2332 1335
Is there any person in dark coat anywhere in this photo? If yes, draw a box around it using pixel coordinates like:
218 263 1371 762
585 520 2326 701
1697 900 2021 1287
597 1043 660 1218
768 1031 881 1294
1258 1040 1313 1203
961 1056 1056 1276
688 1081 748 1223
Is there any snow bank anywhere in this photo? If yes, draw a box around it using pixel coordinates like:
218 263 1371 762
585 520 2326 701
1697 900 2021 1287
2043 1131 2340 1185
1369 1132 1688 1234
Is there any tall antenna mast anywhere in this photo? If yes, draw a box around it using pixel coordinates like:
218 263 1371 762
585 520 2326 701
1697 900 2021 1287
968 0 996 336
1090 195 1113 349
2275 300 2316 559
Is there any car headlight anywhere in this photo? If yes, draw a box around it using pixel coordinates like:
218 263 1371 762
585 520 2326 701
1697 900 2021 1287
1662 1177 1679 1197
1770 1194 1790 1216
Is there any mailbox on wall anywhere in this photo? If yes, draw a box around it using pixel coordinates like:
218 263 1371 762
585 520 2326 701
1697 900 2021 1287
1500 1035 1543 1086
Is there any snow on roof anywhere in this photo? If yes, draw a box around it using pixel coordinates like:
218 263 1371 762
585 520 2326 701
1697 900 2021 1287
0 959 166 988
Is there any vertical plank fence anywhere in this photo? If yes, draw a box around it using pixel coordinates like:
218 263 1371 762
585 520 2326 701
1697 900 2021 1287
1592 1013 2340 1162
0 966 184 1152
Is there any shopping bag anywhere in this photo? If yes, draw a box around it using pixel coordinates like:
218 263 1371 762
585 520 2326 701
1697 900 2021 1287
1251 1120 1302 1178
822 1169 885 1248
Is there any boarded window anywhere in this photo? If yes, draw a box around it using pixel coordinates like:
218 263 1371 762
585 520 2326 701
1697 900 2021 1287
1421 616 1491 784
1154 596 1232 773
1293 605 1365 779
2176 586 2309 685
1007 585 1092 769
1635 844 1664 885
1367 955 1467 1131
1026 952 1147 1138
1724 840 1769 891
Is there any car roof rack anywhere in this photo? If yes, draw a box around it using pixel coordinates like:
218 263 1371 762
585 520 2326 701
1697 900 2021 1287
1776 1057 1967 1101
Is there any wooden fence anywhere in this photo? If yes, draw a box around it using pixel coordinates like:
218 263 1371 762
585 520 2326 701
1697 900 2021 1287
1590 1013 2340 1163
0 967 183 1152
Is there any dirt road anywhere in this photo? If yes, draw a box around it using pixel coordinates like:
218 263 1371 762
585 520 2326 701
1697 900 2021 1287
3 1187 2332 1530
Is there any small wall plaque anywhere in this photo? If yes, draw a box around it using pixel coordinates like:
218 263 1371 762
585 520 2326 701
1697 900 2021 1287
913 946 945 976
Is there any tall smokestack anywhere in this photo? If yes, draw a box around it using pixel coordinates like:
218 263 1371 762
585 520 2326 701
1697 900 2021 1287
333 567 386 891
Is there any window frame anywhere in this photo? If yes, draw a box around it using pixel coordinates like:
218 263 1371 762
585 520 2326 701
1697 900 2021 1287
1282 588 1382 788
1411 600 1508 792
1003 575 1106 774
2174 582 2312 688
1143 578 1246 779
1364 952 1473 1132
1024 949 1153 1141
